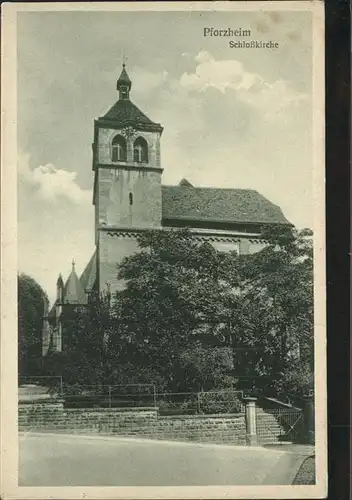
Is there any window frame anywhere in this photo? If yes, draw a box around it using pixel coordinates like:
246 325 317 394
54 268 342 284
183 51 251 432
133 136 149 164
111 134 127 162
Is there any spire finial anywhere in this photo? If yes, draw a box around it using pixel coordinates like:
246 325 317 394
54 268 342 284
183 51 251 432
72 258 75 272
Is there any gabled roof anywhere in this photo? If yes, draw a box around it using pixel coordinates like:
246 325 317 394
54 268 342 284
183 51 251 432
161 180 289 225
178 178 194 188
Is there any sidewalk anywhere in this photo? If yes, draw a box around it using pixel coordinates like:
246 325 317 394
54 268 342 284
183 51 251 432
263 443 315 456
292 456 316 485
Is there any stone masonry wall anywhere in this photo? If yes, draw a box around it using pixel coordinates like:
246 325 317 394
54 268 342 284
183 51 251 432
98 231 141 294
97 168 162 229
18 401 246 445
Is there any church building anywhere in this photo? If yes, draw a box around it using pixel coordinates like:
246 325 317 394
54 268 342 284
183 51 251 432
43 64 289 355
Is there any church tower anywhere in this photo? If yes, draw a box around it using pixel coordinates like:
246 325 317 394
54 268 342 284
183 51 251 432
92 64 164 295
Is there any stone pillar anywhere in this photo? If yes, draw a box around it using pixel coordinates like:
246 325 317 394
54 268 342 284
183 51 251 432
303 394 315 444
244 397 258 446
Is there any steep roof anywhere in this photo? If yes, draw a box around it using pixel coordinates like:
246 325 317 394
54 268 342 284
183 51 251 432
64 267 87 304
117 65 132 89
48 256 95 318
161 181 289 225
79 252 96 292
56 274 64 287
99 65 162 131
101 99 157 125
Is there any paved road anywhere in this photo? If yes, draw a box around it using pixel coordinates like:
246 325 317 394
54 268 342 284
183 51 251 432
19 432 307 487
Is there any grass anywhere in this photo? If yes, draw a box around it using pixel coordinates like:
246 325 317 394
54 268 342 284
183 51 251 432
292 456 315 485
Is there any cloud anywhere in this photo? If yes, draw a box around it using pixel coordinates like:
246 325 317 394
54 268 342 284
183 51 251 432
18 152 94 304
18 153 91 205
180 51 308 120
130 67 169 96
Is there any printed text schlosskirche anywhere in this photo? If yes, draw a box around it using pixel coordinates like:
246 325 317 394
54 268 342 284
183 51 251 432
203 27 280 49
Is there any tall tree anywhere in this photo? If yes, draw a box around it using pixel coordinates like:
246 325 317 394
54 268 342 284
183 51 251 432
48 225 314 401
232 225 314 397
43 297 110 388
107 226 314 398
18 273 48 378
108 229 239 392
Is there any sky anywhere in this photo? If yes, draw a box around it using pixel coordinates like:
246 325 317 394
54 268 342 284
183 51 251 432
17 8 313 305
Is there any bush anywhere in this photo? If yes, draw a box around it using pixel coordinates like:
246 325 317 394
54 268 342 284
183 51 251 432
273 362 314 401
198 390 243 414
156 391 243 415
157 399 183 414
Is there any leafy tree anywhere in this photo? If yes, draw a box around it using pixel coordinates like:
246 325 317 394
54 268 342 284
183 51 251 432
232 225 314 397
107 225 314 398
107 229 240 392
179 343 235 392
44 224 314 402
18 273 48 378
43 298 110 387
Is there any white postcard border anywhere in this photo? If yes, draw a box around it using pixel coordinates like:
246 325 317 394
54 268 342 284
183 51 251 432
1 2 327 498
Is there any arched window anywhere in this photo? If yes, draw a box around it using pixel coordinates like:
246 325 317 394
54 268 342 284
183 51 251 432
111 135 127 162
133 137 148 163
129 192 133 205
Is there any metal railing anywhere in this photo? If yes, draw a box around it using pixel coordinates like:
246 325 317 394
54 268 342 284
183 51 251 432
18 380 244 415
256 407 304 443
63 384 157 409
155 390 244 415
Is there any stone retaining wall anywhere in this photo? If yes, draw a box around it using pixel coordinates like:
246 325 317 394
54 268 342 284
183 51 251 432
18 400 246 445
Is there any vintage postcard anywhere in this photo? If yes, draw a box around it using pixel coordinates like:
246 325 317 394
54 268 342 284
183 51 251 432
1 1 326 498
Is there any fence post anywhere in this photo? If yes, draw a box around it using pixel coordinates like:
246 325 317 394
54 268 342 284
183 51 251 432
108 386 112 409
302 394 315 444
59 376 63 398
243 397 258 446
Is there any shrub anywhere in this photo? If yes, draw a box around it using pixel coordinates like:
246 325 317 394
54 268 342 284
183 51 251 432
273 362 314 401
198 390 243 414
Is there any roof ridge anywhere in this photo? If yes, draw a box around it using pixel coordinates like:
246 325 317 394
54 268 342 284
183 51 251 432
162 185 256 192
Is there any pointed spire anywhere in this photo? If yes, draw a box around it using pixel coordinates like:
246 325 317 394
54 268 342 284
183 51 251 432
56 273 64 302
63 259 87 305
56 273 64 287
117 63 132 100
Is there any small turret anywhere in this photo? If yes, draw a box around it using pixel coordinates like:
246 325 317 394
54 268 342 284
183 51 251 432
64 258 86 304
42 295 51 356
56 274 64 303
116 63 132 100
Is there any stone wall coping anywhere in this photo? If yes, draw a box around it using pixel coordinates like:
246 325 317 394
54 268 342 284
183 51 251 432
159 412 244 420
19 398 65 405
64 407 157 413
260 397 302 411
